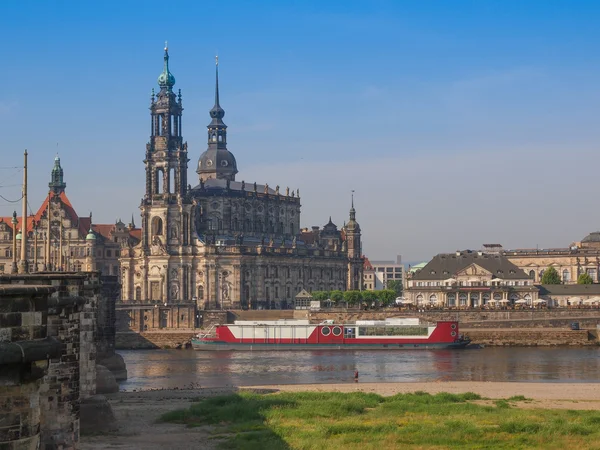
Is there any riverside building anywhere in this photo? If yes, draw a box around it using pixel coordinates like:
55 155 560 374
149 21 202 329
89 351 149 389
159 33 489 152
405 250 538 307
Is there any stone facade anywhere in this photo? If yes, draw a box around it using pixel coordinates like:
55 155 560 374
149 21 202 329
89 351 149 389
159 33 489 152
119 48 363 324
0 156 141 277
497 233 600 284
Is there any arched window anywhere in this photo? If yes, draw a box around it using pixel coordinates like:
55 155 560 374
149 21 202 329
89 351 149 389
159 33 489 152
290 222 294 235
562 269 570 282
482 293 490 304
529 270 535 279
156 168 164 194
416 294 424 305
524 294 532 305
429 294 437 304
447 293 456 306
152 217 163 236
169 168 175 194
459 293 468 306
197 285 204 300
470 293 479 307
135 286 141 301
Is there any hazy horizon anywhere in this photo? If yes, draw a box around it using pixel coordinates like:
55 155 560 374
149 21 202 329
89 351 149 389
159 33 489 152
1 1 599 261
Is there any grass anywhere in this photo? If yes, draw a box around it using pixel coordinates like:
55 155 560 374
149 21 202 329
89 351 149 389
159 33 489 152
160 391 600 449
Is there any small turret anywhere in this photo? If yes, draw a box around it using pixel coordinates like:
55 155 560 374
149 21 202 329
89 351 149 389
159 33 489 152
49 154 66 194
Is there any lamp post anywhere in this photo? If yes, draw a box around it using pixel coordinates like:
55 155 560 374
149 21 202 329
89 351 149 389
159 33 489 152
10 212 18 274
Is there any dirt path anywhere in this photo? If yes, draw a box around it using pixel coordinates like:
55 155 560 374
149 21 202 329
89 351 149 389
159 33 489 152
80 388 238 450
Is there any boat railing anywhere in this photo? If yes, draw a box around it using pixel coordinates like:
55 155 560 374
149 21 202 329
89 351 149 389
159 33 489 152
197 325 216 338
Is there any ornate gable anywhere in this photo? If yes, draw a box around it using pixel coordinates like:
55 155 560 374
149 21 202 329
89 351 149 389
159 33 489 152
456 263 492 278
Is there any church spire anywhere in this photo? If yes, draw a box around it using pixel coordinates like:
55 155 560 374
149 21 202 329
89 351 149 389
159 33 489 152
209 55 225 122
49 154 66 194
349 190 356 221
157 42 176 90
197 56 238 182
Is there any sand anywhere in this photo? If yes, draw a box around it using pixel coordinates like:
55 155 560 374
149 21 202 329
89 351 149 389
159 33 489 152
80 382 600 450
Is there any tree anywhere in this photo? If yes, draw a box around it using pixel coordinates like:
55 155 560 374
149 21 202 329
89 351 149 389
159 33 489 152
343 290 363 306
378 289 397 307
329 290 344 305
577 273 593 285
540 266 561 284
311 291 329 301
387 280 403 297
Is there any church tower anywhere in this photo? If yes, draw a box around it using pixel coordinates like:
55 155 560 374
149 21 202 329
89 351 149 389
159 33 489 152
141 44 190 251
49 155 66 194
346 193 364 290
196 57 238 182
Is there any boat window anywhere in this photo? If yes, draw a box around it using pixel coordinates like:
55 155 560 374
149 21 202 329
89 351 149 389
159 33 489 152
321 326 331 337
332 326 342 336
344 327 356 338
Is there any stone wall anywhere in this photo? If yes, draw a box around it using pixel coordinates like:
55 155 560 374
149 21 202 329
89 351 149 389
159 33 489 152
0 272 118 449
0 285 61 450
464 329 592 346
115 331 196 349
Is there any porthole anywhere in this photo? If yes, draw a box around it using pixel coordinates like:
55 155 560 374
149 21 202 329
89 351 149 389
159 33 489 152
451 324 457 330
221 160 228 167
451 331 457 337
332 326 342 336
321 326 331 336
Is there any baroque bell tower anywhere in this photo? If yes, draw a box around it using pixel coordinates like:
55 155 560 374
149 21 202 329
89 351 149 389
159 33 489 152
141 43 190 253
346 192 364 290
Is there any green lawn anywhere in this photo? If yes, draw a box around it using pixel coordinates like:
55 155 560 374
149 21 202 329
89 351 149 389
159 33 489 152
160 391 600 449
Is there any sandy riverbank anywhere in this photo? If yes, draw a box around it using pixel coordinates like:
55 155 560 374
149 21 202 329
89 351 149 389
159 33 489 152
80 382 600 450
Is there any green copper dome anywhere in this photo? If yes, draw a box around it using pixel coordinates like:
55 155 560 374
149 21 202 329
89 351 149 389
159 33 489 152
157 45 175 89
86 227 96 241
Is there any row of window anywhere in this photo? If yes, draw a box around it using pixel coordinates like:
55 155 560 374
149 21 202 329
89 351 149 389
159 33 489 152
358 326 429 336
206 218 296 235
532 268 597 282
375 267 403 273
414 280 529 287
265 266 344 279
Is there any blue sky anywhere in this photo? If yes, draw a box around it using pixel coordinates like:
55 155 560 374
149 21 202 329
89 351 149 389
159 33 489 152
1 1 600 262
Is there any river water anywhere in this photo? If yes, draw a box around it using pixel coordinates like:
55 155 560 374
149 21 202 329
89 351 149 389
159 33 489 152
118 347 600 391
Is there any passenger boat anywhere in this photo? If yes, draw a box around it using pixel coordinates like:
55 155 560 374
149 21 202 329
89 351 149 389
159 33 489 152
191 318 470 351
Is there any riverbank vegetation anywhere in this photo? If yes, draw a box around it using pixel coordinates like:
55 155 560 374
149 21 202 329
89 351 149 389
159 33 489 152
160 390 600 449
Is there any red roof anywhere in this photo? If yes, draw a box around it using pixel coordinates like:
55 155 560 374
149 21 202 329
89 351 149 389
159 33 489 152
0 191 139 242
363 256 374 270
129 228 142 241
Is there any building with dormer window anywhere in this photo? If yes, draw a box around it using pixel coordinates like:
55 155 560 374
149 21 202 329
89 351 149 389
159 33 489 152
406 250 538 308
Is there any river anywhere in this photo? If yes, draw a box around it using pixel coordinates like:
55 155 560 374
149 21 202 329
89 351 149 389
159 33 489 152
117 347 600 391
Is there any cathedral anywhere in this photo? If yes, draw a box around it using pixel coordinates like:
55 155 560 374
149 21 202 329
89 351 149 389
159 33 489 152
119 46 364 312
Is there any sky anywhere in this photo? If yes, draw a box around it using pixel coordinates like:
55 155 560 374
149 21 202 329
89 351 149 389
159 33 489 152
1 0 600 262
